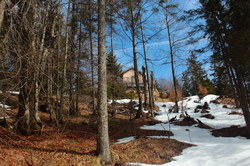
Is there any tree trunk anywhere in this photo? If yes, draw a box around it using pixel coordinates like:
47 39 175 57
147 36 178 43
142 66 148 106
235 67 250 136
88 0 96 115
96 0 112 164
59 1 71 122
150 71 155 109
16 72 30 134
140 18 154 116
166 15 179 113
75 23 82 114
16 0 42 134
109 12 116 116
0 0 10 30
129 1 143 119
68 0 77 116
55 7 62 125
47 57 53 121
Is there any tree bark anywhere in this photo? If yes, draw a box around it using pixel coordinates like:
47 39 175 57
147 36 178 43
68 0 77 116
129 0 143 119
234 67 250 136
96 0 112 164
150 71 155 109
16 0 42 134
75 23 82 114
0 0 10 30
16 69 30 134
88 0 96 115
142 66 148 106
59 1 71 122
166 15 179 113
140 18 154 117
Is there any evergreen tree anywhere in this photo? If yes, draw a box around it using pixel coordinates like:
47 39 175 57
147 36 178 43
211 54 232 97
106 52 126 99
182 52 214 97
191 0 250 135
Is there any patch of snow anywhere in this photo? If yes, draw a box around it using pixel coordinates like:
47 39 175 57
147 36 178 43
7 91 20 95
201 94 220 104
120 95 250 166
114 99 131 104
116 136 135 144
0 104 11 109
0 116 10 120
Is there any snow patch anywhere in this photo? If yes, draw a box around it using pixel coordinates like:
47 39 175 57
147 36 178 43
7 91 20 95
118 95 250 166
0 104 11 109
116 136 135 144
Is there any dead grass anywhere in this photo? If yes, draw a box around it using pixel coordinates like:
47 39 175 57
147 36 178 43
0 94 193 166
113 137 193 165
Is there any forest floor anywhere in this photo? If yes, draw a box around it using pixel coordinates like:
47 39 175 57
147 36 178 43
0 104 191 166
1 93 249 166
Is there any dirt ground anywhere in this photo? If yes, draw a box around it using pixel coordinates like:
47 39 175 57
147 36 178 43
0 106 192 166
1 94 244 165
211 125 250 139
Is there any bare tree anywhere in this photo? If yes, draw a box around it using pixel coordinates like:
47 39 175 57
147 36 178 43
59 0 71 123
166 14 179 113
140 17 154 117
128 0 143 118
159 1 188 113
15 0 43 134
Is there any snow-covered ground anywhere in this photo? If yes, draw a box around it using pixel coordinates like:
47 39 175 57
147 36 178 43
116 95 250 166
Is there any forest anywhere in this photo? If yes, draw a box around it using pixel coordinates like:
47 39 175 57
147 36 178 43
0 0 249 165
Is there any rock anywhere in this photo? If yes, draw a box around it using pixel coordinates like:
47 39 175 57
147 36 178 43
168 108 173 113
201 108 210 113
203 102 210 109
193 100 200 103
223 105 228 108
228 111 243 116
173 113 197 126
196 105 203 109
211 100 220 104
197 119 213 129
201 114 215 119
194 108 200 113
148 121 159 125
169 116 177 122
162 104 166 107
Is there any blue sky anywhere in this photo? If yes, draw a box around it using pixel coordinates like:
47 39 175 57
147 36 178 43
111 0 212 81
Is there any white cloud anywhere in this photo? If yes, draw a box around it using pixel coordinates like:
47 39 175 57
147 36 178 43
114 41 169 54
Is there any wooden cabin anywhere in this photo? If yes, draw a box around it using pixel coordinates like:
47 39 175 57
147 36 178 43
122 68 144 88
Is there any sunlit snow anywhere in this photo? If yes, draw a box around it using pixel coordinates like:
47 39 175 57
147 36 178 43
116 95 250 166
